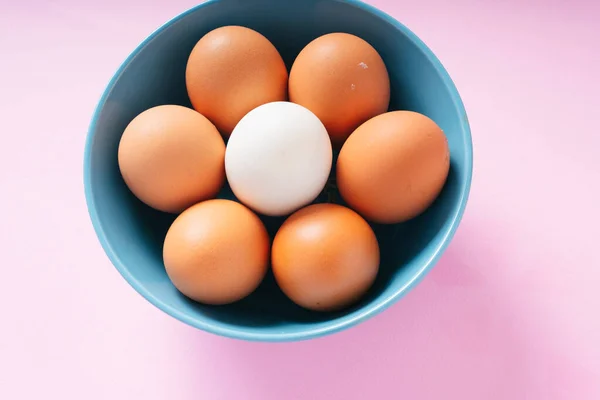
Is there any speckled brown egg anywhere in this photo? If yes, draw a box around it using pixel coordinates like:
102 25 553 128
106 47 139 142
163 199 270 305
336 110 451 224
186 26 288 138
271 203 380 312
288 32 390 147
117 105 225 214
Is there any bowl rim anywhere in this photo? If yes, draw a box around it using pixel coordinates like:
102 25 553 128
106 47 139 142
83 0 474 342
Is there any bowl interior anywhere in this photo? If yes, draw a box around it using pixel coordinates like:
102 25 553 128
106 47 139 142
86 0 471 340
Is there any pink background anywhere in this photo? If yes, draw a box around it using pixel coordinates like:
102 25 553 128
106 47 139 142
2 0 600 398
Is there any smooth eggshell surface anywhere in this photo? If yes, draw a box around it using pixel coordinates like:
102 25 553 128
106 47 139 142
289 32 390 147
186 26 288 138
225 101 333 217
272 203 380 312
163 199 270 305
117 105 225 214
336 110 450 224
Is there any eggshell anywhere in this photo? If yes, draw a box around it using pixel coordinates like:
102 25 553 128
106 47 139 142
336 110 450 224
117 105 225 214
272 203 379 312
163 199 270 305
289 32 390 147
225 101 332 217
186 26 288 138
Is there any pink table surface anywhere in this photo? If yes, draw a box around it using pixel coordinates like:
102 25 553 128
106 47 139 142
2 0 599 398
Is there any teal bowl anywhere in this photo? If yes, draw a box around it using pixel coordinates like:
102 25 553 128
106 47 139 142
84 0 473 342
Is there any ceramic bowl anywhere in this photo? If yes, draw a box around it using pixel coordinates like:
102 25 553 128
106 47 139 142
84 0 473 342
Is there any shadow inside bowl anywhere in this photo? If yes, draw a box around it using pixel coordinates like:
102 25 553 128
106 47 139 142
86 0 471 339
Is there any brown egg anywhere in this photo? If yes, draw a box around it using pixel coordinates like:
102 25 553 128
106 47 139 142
288 32 390 147
337 111 450 224
118 105 225 214
186 26 288 138
272 203 379 312
163 199 270 305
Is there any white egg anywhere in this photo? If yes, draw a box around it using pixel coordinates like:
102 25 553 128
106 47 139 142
225 101 333 216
